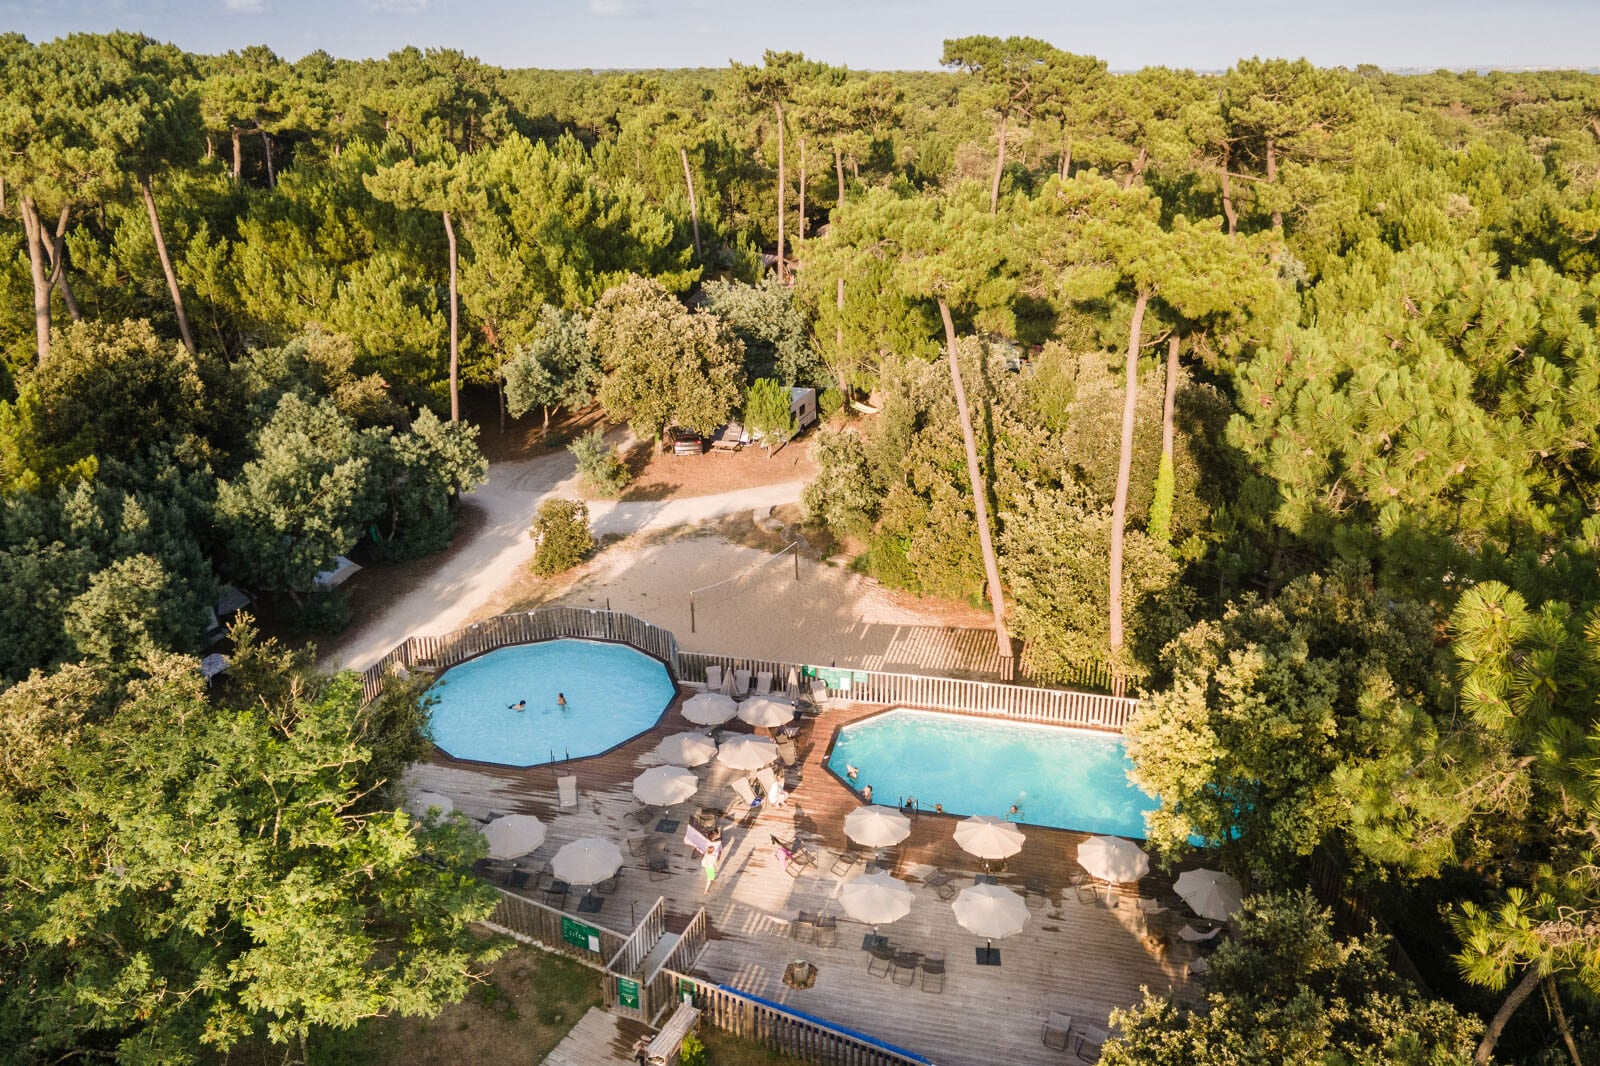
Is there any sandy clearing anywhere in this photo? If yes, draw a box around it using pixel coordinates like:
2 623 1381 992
326 430 809 671
544 531 1004 678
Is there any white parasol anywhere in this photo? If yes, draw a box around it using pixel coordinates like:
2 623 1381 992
716 734 778 770
1076 836 1150 884
632 765 699 806
843 804 912 847
404 791 455 818
1174 869 1243 921
786 666 800 696
481 814 547 860
551 836 625 886
952 882 1030 939
681 692 738 726
952 815 1026 860
655 731 718 767
839 871 914 925
737 697 795 729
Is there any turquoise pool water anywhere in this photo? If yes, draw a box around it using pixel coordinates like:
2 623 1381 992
826 708 1156 837
426 640 675 766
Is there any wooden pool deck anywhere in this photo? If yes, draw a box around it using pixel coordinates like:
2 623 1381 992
408 693 1205 1066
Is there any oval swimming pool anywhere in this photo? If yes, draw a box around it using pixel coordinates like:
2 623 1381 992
426 640 675 766
826 708 1157 837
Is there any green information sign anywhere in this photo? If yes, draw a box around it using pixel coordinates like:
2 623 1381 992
560 916 601 953
617 977 641 1010
802 666 861 690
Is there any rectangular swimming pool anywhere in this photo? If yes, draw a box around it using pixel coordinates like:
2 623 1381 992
825 708 1156 837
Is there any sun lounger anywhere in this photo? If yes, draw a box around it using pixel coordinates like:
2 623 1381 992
925 871 959 901
647 843 672 882
830 844 864 876
1178 923 1223 943
867 940 896 978
733 668 752 697
705 665 723 692
755 671 774 695
774 735 798 767
753 766 784 800
814 914 838 948
626 829 650 856
557 774 578 810
544 879 570 909
724 777 760 821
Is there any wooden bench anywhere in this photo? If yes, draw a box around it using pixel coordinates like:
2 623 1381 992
644 1001 701 1066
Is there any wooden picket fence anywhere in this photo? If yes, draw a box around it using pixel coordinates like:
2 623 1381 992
358 608 1138 731
677 651 1138 732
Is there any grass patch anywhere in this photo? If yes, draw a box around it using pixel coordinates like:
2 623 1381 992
314 944 602 1066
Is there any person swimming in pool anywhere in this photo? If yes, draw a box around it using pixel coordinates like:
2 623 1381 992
861 784 873 803
557 692 567 707
509 699 526 712
846 764 859 782
1007 804 1022 820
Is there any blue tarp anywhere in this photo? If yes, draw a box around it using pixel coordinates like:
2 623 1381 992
719 985 933 1064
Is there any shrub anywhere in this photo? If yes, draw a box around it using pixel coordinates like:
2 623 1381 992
818 386 844 422
678 1032 707 1066
530 499 593 575
567 429 631 498
744 377 798 455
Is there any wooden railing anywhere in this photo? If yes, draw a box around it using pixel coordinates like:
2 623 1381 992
485 888 628 969
678 651 1137 732
1309 846 1427 992
643 909 709 1025
664 971 932 1066
607 896 666 978
357 606 682 702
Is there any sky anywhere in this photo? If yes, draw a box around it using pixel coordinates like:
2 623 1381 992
3 0 1599 72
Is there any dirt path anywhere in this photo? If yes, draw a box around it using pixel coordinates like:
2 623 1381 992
325 433 808 671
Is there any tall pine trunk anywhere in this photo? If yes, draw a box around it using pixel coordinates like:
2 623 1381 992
939 300 1013 675
140 175 197 356
1059 133 1072 180
44 206 81 322
1108 289 1150 692
261 129 276 187
20 196 51 364
443 208 460 422
1160 332 1179 462
679 147 702 260
835 144 845 206
231 127 243 182
1266 135 1282 231
775 101 786 282
989 112 1009 214
836 276 847 395
798 136 807 242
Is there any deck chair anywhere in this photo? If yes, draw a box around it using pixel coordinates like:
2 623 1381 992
647 842 672 882
1074 880 1100 904
543 879 571 909
814 914 838 948
1042 1012 1074 1052
1024 877 1051 909
829 844 864 876
733 668 752 697
704 665 723 692
1178 923 1223 944
867 940 896 978
625 829 650 856
791 910 817 943
557 774 578 810
920 950 945 994
753 766 782 799
626 803 657 825
924 870 959 901
1072 1025 1109 1063
890 950 920 986
755 671 774 695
